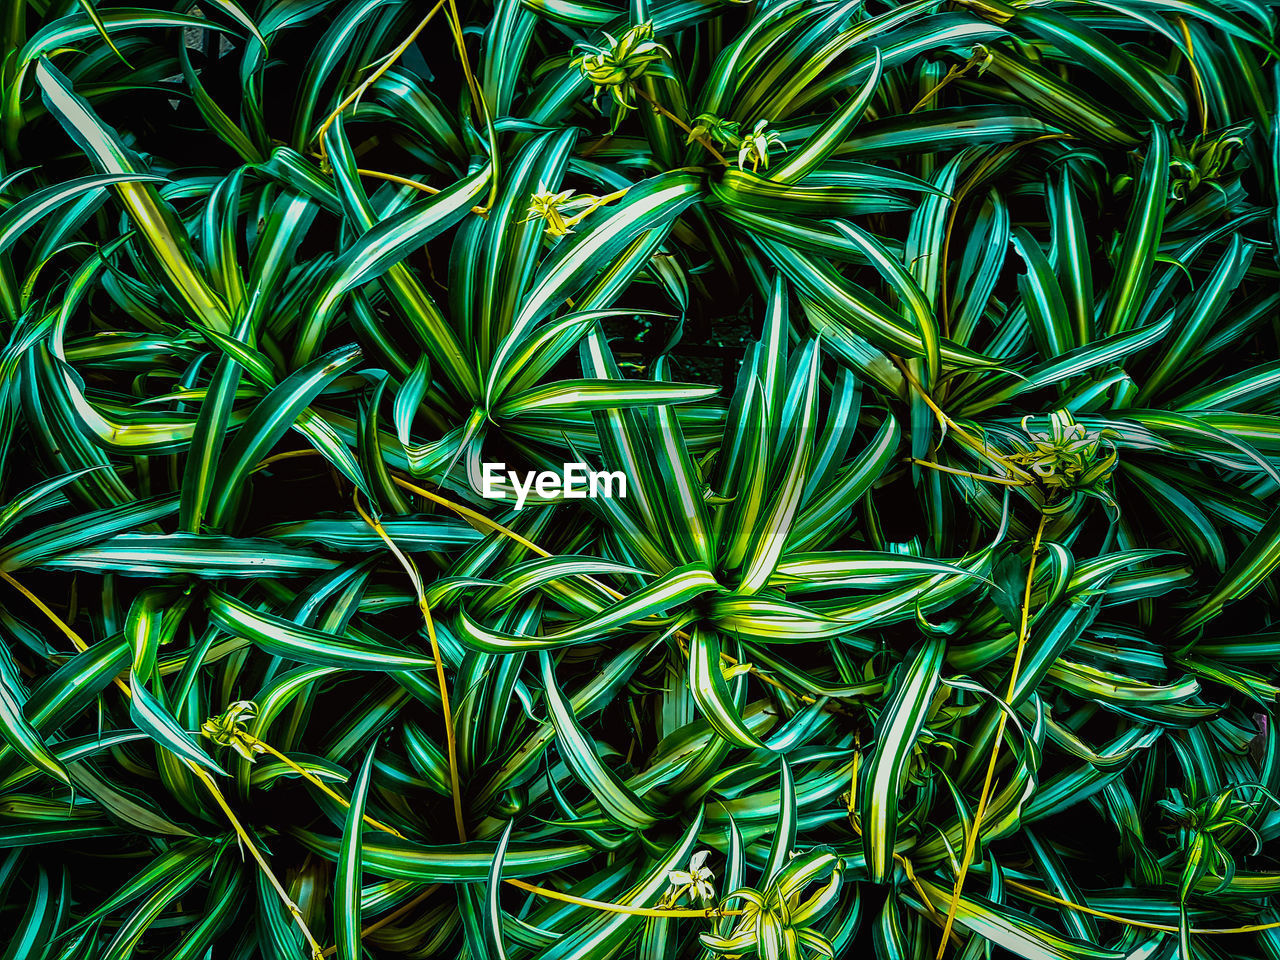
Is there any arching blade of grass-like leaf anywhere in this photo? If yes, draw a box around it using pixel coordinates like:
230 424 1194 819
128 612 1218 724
829 222 940 388
792 415 901 548
757 237 992 371
840 107 1059 158
1011 227 1073 359
859 638 943 883
190 326 368 492
1104 125 1169 335
458 565 718 651
961 312 1174 413
1049 171 1094 346
336 745 377 960
129 676 226 777
180 345 245 535
319 115 474 391
0 465 103 540
492 172 702 397
162 860 247 960
40 534 341 578
0 640 129 780
0 647 68 786
0 174 164 255
178 41 261 163
652 361 715 568
769 49 883 183
302 159 490 367
762 756 797 884
0 495 178 573
488 309 628 403
208 592 438 671
979 48 1140 145
539 807 706 960
494 379 718 417
688 628 766 750
1113 0 1280 55
540 651 658 831
485 820 515 960
295 831 595 883
1136 234 1252 403
1178 503 1280 640
738 342 819 593
203 0 267 47
100 848 224 960
720 378 769 571
63 841 221 941
206 343 362 528
35 59 231 333
912 878 1126 960
2 862 64 960
1014 7 1183 122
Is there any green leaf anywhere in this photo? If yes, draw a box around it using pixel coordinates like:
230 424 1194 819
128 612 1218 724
859 638 943 883
336 745 377 960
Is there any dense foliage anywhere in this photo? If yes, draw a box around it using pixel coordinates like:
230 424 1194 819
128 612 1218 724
1 0 1279 957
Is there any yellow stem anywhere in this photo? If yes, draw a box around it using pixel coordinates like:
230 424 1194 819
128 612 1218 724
1005 878 1280 935
421 601 466 841
1178 18 1209 137
907 459 1029 487
1 570 131 696
893 360 1036 484
321 883 442 956
632 87 729 165
562 187 631 229
909 62 970 114
312 0 496 214
353 492 467 842
443 0 498 213
249 738 405 839
315 0 447 158
1 570 89 654
251 448 327 472
936 511 1049 957
391 475 554 561
893 361 985 454
189 763 324 959
502 877 742 918
445 0 484 129
352 168 489 216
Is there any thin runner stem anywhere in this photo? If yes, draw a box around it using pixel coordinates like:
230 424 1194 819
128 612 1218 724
353 168 489 215
1178 18 1209 137
189 764 325 959
503 877 743 918
248 737 405 839
0 571 322 956
314 0 448 158
936 510 1049 956
353 492 467 842
1004 877 1280 935
633 87 730 165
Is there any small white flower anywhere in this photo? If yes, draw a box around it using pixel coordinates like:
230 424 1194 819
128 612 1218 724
660 849 716 908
